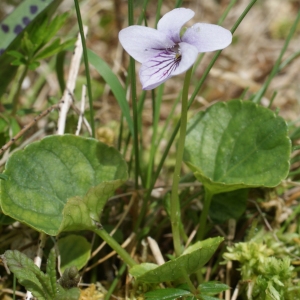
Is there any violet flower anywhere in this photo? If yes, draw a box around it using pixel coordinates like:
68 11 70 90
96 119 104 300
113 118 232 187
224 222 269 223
119 8 232 90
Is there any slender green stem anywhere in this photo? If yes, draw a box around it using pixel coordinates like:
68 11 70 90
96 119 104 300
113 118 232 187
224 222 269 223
155 0 163 28
197 188 214 241
182 271 198 296
128 0 140 190
93 227 137 267
279 50 300 71
73 0 95 137
13 274 16 300
230 0 258 34
175 0 183 8
137 0 150 25
145 90 156 188
117 115 123 151
218 0 238 25
157 90 181 146
253 8 300 104
104 263 127 300
146 85 163 188
11 65 28 115
268 91 277 108
171 67 193 257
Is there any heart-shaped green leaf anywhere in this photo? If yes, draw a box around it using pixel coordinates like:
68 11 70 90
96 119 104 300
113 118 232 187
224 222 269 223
0 135 127 235
129 237 223 283
184 100 291 194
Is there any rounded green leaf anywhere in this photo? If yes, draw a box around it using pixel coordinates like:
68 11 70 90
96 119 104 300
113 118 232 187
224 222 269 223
0 135 127 235
58 235 91 273
130 237 223 283
184 100 291 194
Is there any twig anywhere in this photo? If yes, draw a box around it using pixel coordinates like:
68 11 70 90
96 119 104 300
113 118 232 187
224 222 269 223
185 224 199 249
0 128 46 166
231 282 241 300
0 103 60 156
147 236 165 265
75 85 87 135
67 90 92 135
70 98 92 135
57 26 88 135
2 289 26 298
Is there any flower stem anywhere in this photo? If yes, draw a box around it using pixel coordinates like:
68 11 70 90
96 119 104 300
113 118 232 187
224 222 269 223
74 0 95 137
197 188 214 241
170 67 193 257
144 0 257 214
104 263 127 300
93 227 137 268
128 0 140 190
146 85 163 189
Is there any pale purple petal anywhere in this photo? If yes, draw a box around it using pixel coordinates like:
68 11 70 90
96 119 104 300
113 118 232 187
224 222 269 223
157 8 194 44
172 42 198 76
139 48 179 90
182 23 232 52
119 26 174 63
139 43 198 90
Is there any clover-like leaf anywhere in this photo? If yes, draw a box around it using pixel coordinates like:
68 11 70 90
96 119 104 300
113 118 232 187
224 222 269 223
0 135 127 235
184 100 291 194
130 237 223 283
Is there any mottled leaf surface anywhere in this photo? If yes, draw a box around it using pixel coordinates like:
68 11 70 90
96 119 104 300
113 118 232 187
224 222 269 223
0 135 127 235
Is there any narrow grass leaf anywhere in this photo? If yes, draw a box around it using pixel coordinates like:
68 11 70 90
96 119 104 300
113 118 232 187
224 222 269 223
87 49 134 136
